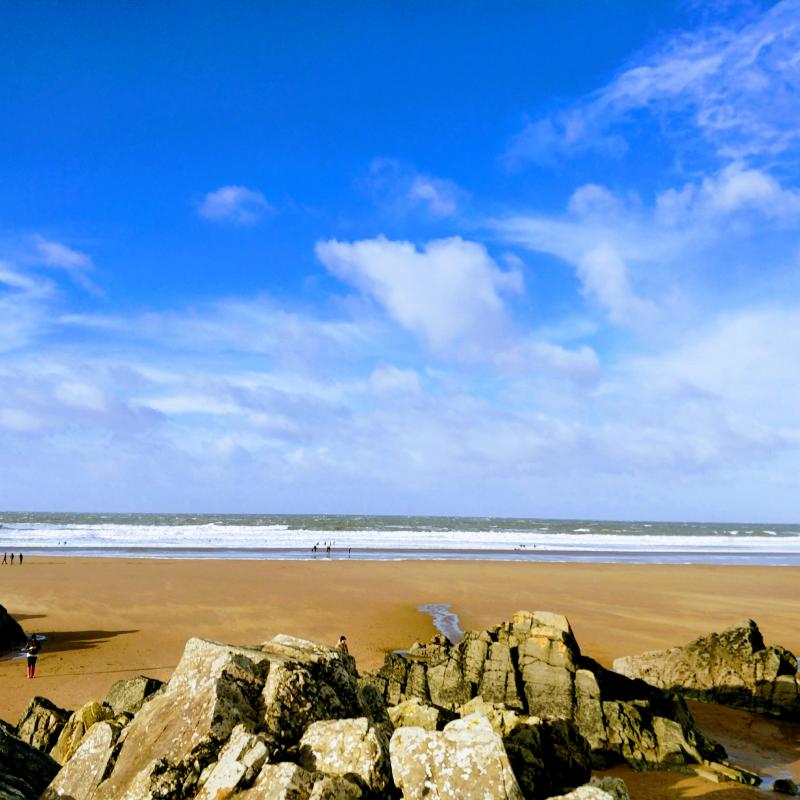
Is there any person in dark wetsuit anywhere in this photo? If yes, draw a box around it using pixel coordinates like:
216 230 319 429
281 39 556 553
1 553 6 564
25 634 40 678
19 553 22 565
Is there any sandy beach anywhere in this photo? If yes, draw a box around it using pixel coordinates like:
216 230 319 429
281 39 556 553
1 557 798 797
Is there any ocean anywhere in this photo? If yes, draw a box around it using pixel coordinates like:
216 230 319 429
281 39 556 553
0 512 798 565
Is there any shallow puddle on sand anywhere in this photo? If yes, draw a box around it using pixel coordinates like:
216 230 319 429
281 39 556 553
416 603 464 644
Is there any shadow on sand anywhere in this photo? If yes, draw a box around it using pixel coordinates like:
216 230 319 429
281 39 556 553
41 629 139 654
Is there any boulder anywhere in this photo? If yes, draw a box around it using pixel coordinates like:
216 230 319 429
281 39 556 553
50 700 114 764
387 698 441 731
773 778 799 795
389 714 524 799
42 721 124 800
0 721 60 800
456 698 591 799
16 696 72 752
104 674 164 716
547 777 630 800
235 762 363 798
613 620 800 719
193 725 269 799
297 717 392 794
0 603 26 653
366 610 726 775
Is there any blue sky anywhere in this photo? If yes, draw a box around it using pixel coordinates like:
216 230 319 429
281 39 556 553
2 1 799 520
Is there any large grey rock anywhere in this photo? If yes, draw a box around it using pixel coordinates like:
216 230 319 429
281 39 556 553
16 696 71 752
547 777 630 800
0 721 60 800
193 725 269 799
298 717 391 794
456 697 591 800
92 638 274 799
387 698 441 731
42 721 123 800
236 762 363 799
0 603 26 653
613 620 800 719
75 634 370 800
50 700 114 765
104 675 164 716
389 714 524 799
367 610 725 775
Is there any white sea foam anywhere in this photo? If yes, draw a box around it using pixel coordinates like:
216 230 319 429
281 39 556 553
2 521 800 560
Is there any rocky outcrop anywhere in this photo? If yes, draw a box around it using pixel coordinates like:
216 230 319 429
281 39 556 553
390 714 524 799
104 674 164 716
0 603 26 653
16 696 72 752
37 613 761 799
42 634 376 800
613 620 800 719
366 610 725 773
0 721 60 800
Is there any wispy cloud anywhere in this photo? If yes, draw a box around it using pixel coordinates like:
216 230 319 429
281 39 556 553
365 159 468 218
33 235 103 296
197 185 272 225
495 162 800 328
506 0 800 165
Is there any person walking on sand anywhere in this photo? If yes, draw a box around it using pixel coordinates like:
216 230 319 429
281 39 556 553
25 634 40 679
2 552 6 564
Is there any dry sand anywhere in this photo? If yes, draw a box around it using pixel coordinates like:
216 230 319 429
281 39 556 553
1 557 798 797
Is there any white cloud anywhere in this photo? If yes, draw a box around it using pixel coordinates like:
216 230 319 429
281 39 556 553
506 0 800 164
366 159 467 218
316 236 523 349
369 365 422 395
197 185 271 225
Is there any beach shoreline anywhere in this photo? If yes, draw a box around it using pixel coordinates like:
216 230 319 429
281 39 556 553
2 557 798 797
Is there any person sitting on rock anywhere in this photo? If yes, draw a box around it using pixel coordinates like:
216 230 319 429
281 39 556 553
337 635 349 655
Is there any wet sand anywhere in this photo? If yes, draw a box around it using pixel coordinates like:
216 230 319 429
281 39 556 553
1 558 798 796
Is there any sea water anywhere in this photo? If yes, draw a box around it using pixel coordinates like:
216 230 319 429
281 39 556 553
0 512 799 565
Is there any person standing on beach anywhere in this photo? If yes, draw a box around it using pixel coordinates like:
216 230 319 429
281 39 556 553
19 553 22 565
25 634 40 678
1 552 6 564
9 553 13 564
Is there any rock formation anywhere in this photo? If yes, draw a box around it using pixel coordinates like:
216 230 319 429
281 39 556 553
0 720 60 800
16 696 72 752
364 610 726 773
613 620 800 720
104 675 164 716
20 611 771 799
0 603 26 653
